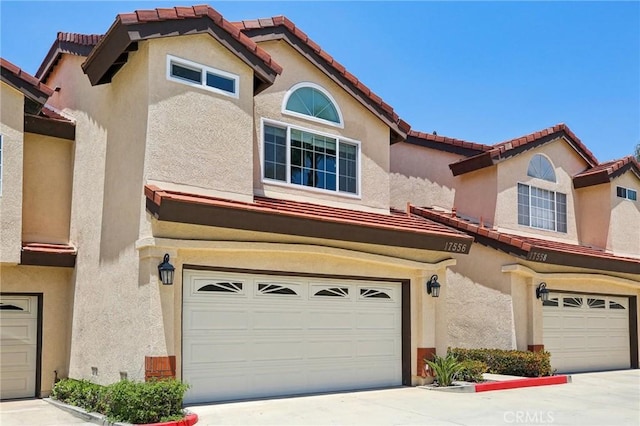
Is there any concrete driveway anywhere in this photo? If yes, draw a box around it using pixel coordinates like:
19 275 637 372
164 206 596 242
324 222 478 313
188 370 640 426
1 371 637 425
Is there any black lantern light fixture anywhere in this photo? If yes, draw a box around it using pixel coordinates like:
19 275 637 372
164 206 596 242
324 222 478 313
426 275 441 298
536 282 549 302
158 253 175 285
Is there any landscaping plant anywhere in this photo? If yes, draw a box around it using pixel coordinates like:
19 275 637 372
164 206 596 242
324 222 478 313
51 378 189 424
448 347 552 377
425 353 463 387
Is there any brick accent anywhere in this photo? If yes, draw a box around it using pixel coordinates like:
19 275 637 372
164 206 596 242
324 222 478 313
417 347 436 376
145 355 176 381
528 344 545 352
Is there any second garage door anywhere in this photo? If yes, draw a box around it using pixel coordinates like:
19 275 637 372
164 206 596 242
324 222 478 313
182 270 403 404
543 292 630 373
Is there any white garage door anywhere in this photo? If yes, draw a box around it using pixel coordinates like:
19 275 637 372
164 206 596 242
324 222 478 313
0 295 38 399
543 293 630 373
182 270 402 404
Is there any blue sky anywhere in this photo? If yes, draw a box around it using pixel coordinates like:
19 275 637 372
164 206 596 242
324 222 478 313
1 1 638 162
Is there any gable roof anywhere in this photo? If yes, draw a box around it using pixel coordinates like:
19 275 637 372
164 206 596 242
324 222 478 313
411 206 639 274
82 5 282 91
36 32 103 83
406 130 491 156
1 57 53 113
573 155 640 189
144 184 472 252
234 16 410 142
449 123 599 176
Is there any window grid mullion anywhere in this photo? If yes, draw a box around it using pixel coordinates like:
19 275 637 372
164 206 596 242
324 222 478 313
286 126 291 184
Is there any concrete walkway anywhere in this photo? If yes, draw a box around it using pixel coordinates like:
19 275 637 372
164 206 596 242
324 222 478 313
1 370 638 425
188 370 640 425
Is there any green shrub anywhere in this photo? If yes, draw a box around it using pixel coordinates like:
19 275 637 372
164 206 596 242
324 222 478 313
51 378 189 424
457 360 487 382
50 379 106 412
425 353 463 387
448 347 552 377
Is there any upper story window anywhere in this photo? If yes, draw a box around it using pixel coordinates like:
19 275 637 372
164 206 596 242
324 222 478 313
283 83 343 127
527 154 556 182
616 186 637 201
166 55 239 98
262 119 359 196
518 183 567 232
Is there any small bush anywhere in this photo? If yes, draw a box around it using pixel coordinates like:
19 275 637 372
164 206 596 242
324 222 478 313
457 360 487 382
425 354 463 387
51 378 189 424
448 347 552 377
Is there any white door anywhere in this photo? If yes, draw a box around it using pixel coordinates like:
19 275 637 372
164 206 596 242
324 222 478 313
182 271 402 404
0 295 38 399
543 293 630 373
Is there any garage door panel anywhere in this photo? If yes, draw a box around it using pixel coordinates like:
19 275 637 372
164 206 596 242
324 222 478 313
183 271 402 403
0 319 37 344
253 310 304 329
0 371 36 400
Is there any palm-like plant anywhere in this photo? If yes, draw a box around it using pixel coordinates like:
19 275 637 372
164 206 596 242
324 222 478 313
425 354 463 387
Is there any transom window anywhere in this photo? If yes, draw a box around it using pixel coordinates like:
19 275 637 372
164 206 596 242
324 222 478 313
518 183 567 232
616 186 637 201
527 154 556 182
263 120 359 195
167 55 238 98
283 83 343 127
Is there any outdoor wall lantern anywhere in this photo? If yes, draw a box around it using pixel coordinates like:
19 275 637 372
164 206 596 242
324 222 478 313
158 253 175 285
536 282 549 302
426 275 441 298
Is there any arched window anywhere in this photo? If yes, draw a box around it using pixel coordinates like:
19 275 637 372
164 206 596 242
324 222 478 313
527 154 556 182
283 83 342 126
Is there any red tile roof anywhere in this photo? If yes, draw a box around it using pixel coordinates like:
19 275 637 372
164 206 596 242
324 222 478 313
411 206 640 274
449 123 599 176
57 32 103 46
1 57 54 97
21 242 77 267
408 130 492 154
36 32 104 82
83 5 282 86
573 155 640 188
144 184 472 252
234 16 410 135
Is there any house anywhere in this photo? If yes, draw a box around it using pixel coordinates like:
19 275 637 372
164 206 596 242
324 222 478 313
0 3 637 404
391 124 640 373
1 5 475 404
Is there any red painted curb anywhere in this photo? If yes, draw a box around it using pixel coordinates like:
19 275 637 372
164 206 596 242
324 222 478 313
136 413 198 426
474 375 569 392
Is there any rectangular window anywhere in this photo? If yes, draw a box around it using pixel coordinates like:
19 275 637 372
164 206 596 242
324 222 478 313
263 121 359 196
167 55 239 98
517 183 567 232
616 186 637 201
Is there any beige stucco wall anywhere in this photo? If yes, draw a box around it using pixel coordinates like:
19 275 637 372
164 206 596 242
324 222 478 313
575 183 611 250
144 34 255 205
389 143 462 211
22 133 73 244
0 264 73 396
608 173 640 257
0 83 24 264
453 166 498 224
253 40 391 214
495 138 587 242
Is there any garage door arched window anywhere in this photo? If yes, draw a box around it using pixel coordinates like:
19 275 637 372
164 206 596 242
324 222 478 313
283 83 343 127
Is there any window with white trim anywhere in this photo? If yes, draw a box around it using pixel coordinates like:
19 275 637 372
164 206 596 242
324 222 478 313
283 83 343 127
166 55 238 98
263 120 359 195
527 154 556 182
616 186 637 201
518 183 567 232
